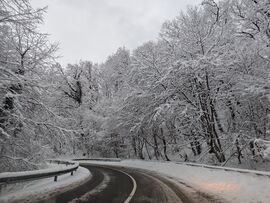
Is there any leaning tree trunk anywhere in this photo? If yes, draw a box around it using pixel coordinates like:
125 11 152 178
160 128 170 161
152 128 161 160
131 136 138 157
144 139 152 160
137 136 145 160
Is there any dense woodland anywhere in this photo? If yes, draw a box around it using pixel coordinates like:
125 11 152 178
1 0 270 172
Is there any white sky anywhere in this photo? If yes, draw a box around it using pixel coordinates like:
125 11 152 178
31 0 201 66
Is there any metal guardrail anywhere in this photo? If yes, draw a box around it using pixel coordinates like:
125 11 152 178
73 158 121 162
130 159 270 178
0 159 79 184
175 161 270 178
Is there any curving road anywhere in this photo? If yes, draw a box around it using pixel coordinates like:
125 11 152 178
38 163 211 203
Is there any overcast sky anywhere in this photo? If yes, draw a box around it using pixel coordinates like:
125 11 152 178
31 0 201 66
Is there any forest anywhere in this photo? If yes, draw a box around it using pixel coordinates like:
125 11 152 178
1 0 270 172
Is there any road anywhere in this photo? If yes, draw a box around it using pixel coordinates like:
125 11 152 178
38 163 211 203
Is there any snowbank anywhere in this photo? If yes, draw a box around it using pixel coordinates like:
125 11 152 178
254 139 270 161
80 160 270 203
0 166 91 203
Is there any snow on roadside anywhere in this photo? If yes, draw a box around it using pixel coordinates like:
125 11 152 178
80 160 270 203
0 166 91 203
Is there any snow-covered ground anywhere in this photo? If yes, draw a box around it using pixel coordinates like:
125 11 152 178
0 165 91 203
80 160 270 203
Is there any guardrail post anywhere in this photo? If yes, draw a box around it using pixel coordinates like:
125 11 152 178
71 171 73 176
54 176 58 181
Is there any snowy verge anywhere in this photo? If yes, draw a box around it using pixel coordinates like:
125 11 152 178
79 160 270 203
0 166 91 203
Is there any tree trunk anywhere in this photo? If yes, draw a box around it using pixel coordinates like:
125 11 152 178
138 136 145 160
213 107 224 133
227 99 236 131
144 140 152 160
132 136 138 157
160 128 170 161
235 137 243 164
152 128 160 160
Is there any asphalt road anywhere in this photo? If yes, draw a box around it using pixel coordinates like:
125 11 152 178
38 163 209 203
